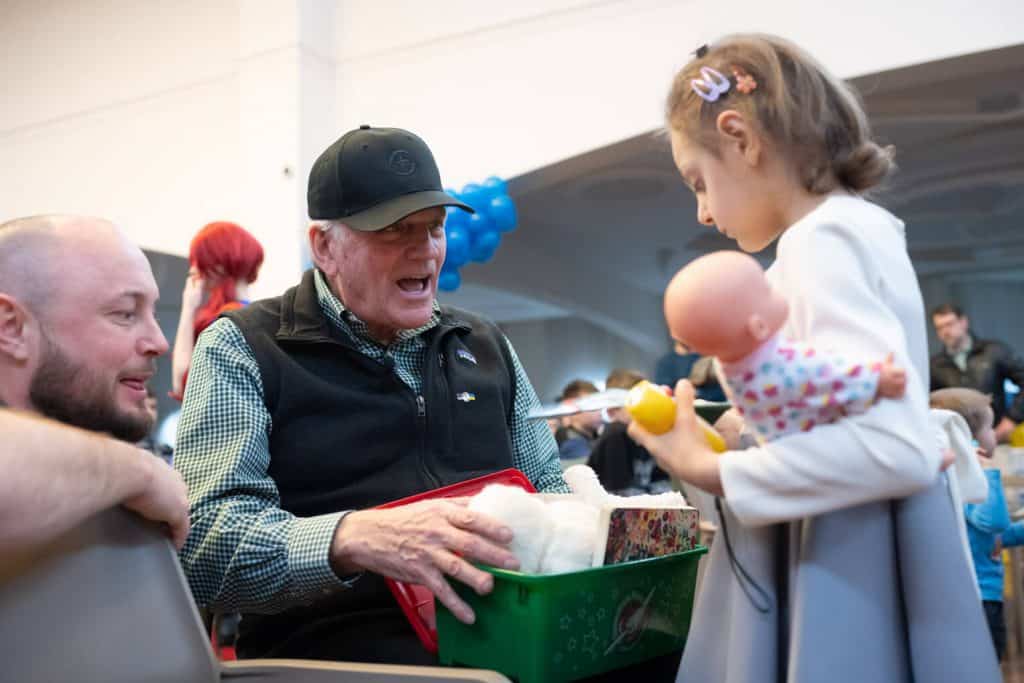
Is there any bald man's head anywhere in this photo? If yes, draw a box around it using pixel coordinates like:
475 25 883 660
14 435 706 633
0 215 129 318
0 214 168 440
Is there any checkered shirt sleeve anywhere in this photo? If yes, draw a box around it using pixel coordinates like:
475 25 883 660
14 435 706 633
503 338 570 494
175 318 350 613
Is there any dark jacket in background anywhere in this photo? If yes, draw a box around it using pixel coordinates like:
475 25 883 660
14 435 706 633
930 337 1024 425
653 350 699 388
587 421 670 494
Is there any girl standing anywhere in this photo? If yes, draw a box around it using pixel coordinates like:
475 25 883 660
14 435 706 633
630 34 1000 682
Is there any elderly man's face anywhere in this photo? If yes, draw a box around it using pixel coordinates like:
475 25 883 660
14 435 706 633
28 227 168 441
319 207 447 344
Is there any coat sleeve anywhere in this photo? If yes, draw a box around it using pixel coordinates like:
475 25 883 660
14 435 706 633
719 220 940 526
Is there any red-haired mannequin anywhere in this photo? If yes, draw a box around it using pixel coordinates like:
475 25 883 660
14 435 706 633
171 222 263 400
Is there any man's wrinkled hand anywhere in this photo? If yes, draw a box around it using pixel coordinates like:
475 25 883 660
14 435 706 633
329 499 519 625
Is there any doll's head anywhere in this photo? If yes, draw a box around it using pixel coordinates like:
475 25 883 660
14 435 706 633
664 250 788 363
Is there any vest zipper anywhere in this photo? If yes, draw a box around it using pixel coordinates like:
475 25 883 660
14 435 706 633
416 394 440 489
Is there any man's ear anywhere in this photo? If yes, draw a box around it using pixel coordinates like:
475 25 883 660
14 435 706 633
746 313 773 343
0 295 33 362
308 226 337 276
715 110 761 166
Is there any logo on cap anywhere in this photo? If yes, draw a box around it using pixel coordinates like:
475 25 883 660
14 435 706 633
388 150 416 176
456 392 477 403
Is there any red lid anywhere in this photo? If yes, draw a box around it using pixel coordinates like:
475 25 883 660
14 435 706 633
375 469 536 653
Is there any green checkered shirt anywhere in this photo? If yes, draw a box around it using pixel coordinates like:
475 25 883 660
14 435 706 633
175 270 567 613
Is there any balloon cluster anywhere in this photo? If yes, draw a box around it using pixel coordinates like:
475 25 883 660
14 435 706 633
439 176 518 292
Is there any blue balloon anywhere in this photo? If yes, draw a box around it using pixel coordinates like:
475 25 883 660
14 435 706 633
444 226 470 268
465 211 493 238
471 230 501 263
438 268 461 292
460 183 486 211
487 195 517 233
482 176 508 197
446 206 469 231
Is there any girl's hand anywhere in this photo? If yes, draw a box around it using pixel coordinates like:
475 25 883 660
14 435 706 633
627 380 723 495
181 269 206 313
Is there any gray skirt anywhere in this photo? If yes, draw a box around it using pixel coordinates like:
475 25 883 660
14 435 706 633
678 476 1000 682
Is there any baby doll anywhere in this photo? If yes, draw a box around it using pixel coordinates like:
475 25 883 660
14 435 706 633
664 250 907 442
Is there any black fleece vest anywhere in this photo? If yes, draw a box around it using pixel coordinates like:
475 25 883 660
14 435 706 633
224 270 516 660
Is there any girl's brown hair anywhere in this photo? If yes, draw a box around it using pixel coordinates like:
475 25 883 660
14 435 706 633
666 34 894 194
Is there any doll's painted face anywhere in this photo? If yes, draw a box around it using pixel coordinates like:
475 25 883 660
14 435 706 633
664 251 788 363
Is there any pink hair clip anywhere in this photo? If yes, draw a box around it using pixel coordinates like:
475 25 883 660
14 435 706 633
732 67 757 94
690 66 730 103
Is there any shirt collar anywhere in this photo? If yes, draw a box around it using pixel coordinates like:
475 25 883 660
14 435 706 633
312 269 441 346
945 335 973 358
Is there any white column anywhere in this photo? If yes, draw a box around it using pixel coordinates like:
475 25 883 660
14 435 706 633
236 0 336 299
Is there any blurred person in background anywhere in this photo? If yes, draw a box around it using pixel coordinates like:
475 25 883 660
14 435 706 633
136 384 173 464
653 339 700 389
555 378 603 463
931 303 1024 442
588 368 672 495
170 221 264 401
931 387 1024 660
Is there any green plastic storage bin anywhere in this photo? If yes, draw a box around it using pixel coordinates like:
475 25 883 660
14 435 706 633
437 546 707 682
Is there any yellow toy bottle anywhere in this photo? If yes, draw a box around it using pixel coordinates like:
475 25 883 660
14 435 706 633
624 381 727 452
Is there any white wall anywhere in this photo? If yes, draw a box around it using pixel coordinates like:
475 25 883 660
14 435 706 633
4 0 1023 296
334 0 1024 187
500 315 655 404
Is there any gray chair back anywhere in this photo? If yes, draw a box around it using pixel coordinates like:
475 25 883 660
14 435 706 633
0 507 219 683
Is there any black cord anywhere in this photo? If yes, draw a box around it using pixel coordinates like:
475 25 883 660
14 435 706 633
715 497 773 614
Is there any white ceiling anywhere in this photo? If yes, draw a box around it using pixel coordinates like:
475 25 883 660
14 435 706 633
462 43 1024 350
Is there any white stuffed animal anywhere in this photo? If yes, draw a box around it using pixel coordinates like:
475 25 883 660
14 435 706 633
468 484 552 574
468 466 688 575
539 499 601 574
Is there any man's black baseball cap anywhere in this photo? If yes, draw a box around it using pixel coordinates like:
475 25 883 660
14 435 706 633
307 125 473 230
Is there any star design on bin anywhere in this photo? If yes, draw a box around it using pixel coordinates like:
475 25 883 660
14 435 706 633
597 608 606 620
559 615 572 631
583 630 600 653
568 638 578 651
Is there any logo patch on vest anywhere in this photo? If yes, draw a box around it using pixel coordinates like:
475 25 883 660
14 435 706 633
456 349 478 365
456 392 476 403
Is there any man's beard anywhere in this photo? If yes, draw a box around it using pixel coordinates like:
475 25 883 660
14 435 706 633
29 331 153 443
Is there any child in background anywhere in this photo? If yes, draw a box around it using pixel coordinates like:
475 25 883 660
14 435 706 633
931 387 1024 661
627 34 1000 681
